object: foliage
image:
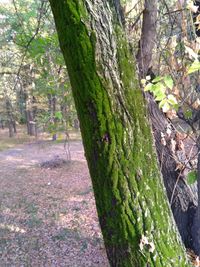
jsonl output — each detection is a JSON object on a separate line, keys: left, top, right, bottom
{"left": 138, "top": 0, "right": 200, "bottom": 192}
{"left": 0, "top": 0, "right": 77, "bottom": 138}
{"left": 143, "top": 75, "right": 177, "bottom": 112}
{"left": 187, "top": 170, "right": 198, "bottom": 185}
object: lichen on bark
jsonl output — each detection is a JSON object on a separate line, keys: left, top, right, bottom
{"left": 49, "top": 0, "right": 191, "bottom": 266}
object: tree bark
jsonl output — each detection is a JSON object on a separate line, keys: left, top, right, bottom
{"left": 8, "top": 120, "right": 14, "bottom": 138}
{"left": 147, "top": 94, "right": 197, "bottom": 249}
{"left": 48, "top": 94, "right": 57, "bottom": 141}
{"left": 192, "top": 138, "right": 200, "bottom": 254}
{"left": 49, "top": 1, "right": 191, "bottom": 266}
{"left": 13, "top": 121, "right": 17, "bottom": 134}
{"left": 136, "top": 0, "right": 157, "bottom": 78}
{"left": 6, "top": 99, "right": 15, "bottom": 138}
{"left": 26, "top": 109, "right": 36, "bottom": 136}
{"left": 136, "top": 0, "right": 197, "bottom": 250}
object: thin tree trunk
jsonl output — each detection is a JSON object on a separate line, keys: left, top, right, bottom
{"left": 136, "top": 0, "right": 157, "bottom": 77}
{"left": 50, "top": 1, "right": 190, "bottom": 265}
{"left": 8, "top": 121, "right": 14, "bottom": 138}
{"left": 13, "top": 120, "right": 17, "bottom": 134}
{"left": 48, "top": 94, "right": 57, "bottom": 141}
{"left": 26, "top": 96, "right": 36, "bottom": 136}
{"left": 26, "top": 110, "right": 35, "bottom": 136}
{"left": 52, "top": 95, "right": 57, "bottom": 141}
{"left": 6, "top": 99, "right": 14, "bottom": 138}
{"left": 1, "top": 120, "right": 4, "bottom": 129}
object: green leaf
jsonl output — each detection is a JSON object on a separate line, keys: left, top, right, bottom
{"left": 159, "top": 98, "right": 167, "bottom": 109}
{"left": 144, "top": 83, "right": 153, "bottom": 92}
{"left": 161, "top": 102, "right": 170, "bottom": 113}
{"left": 152, "top": 76, "right": 163, "bottom": 83}
{"left": 167, "top": 94, "right": 178, "bottom": 105}
{"left": 173, "top": 104, "right": 179, "bottom": 111}
{"left": 164, "top": 76, "right": 173, "bottom": 90}
{"left": 184, "top": 109, "right": 193, "bottom": 119}
{"left": 152, "top": 82, "right": 165, "bottom": 94}
{"left": 55, "top": 111, "right": 63, "bottom": 120}
{"left": 187, "top": 170, "right": 198, "bottom": 184}
{"left": 155, "top": 92, "right": 166, "bottom": 101}
{"left": 188, "top": 61, "right": 200, "bottom": 74}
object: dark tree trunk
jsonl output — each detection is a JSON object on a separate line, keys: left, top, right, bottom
{"left": 192, "top": 139, "right": 200, "bottom": 254}
{"left": 18, "top": 88, "right": 27, "bottom": 123}
{"left": 136, "top": 0, "right": 197, "bottom": 250}
{"left": 0, "top": 120, "right": 4, "bottom": 129}
{"left": 147, "top": 94, "right": 197, "bottom": 248}
{"left": 13, "top": 120, "right": 17, "bottom": 134}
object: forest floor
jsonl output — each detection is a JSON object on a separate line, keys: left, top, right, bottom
{"left": 0, "top": 128, "right": 109, "bottom": 267}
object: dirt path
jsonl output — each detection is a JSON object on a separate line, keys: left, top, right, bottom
{"left": 0, "top": 141, "right": 109, "bottom": 267}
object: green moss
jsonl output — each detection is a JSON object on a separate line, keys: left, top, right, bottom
{"left": 50, "top": 0, "right": 191, "bottom": 266}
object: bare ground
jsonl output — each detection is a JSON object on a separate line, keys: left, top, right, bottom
{"left": 0, "top": 140, "right": 109, "bottom": 267}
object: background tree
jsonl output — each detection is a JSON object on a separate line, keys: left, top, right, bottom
{"left": 137, "top": 0, "right": 200, "bottom": 255}
{"left": 0, "top": 0, "right": 77, "bottom": 139}
{"left": 134, "top": 0, "right": 199, "bottom": 251}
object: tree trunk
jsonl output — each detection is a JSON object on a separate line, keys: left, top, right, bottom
{"left": 136, "top": 0, "right": 157, "bottom": 77}
{"left": 136, "top": 0, "right": 197, "bottom": 250}
{"left": 17, "top": 88, "right": 27, "bottom": 124}
{"left": 147, "top": 94, "right": 197, "bottom": 249}
{"left": 8, "top": 120, "right": 14, "bottom": 138}
{"left": 0, "top": 120, "right": 4, "bottom": 129}
{"left": 48, "top": 94, "right": 57, "bottom": 141}
{"left": 13, "top": 120, "right": 17, "bottom": 134}
{"left": 50, "top": 1, "right": 190, "bottom": 266}
{"left": 52, "top": 95, "right": 57, "bottom": 141}
{"left": 25, "top": 95, "right": 37, "bottom": 137}
{"left": 26, "top": 109, "right": 36, "bottom": 136}
{"left": 6, "top": 99, "right": 14, "bottom": 138}
{"left": 192, "top": 139, "right": 200, "bottom": 254}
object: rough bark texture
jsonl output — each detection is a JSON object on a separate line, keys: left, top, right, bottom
{"left": 49, "top": 1, "right": 191, "bottom": 266}
{"left": 136, "top": 0, "right": 197, "bottom": 249}
{"left": 136, "top": 0, "right": 157, "bottom": 78}
{"left": 147, "top": 94, "right": 197, "bottom": 248}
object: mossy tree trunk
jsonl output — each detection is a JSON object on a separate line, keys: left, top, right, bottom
{"left": 49, "top": 1, "right": 191, "bottom": 266}
{"left": 136, "top": 0, "right": 197, "bottom": 249}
